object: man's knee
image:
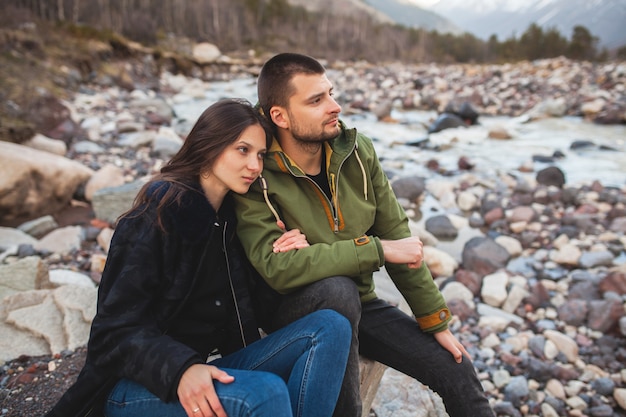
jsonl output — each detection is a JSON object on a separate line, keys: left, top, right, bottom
{"left": 306, "top": 276, "right": 361, "bottom": 325}
{"left": 277, "top": 276, "right": 361, "bottom": 328}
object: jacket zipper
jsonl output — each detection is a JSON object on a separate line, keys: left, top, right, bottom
{"left": 222, "top": 221, "right": 247, "bottom": 347}
{"left": 278, "top": 149, "right": 352, "bottom": 233}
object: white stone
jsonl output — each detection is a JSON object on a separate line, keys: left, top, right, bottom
{"left": 423, "top": 246, "right": 458, "bottom": 278}
{"left": 97, "top": 227, "right": 115, "bottom": 253}
{"left": 192, "top": 42, "right": 221, "bottom": 64}
{"left": 541, "top": 403, "right": 559, "bottom": 417}
{"left": 6, "top": 294, "right": 66, "bottom": 354}
{"left": 549, "top": 243, "right": 581, "bottom": 266}
{"left": 544, "top": 330, "right": 579, "bottom": 363}
{"left": 477, "top": 303, "right": 525, "bottom": 326}
{"left": 566, "top": 396, "right": 588, "bottom": 411}
{"left": 545, "top": 379, "right": 566, "bottom": 399}
{"left": 22, "top": 133, "right": 67, "bottom": 156}
{"left": 457, "top": 191, "right": 479, "bottom": 211}
{"left": 0, "top": 256, "right": 49, "bottom": 301}
{"left": 615, "top": 388, "right": 626, "bottom": 410}
{"left": 49, "top": 270, "right": 95, "bottom": 288}
{"left": 495, "top": 235, "right": 523, "bottom": 257}
{"left": 441, "top": 282, "right": 474, "bottom": 304}
{"left": 481, "top": 332, "right": 501, "bottom": 348}
{"left": 0, "top": 227, "right": 38, "bottom": 250}
{"left": 85, "top": 164, "right": 126, "bottom": 201}
{"left": 35, "top": 226, "right": 83, "bottom": 255}
{"left": 481, "top": 271, "right": 509, "bottom": 307}
{"left": 544, "top": 339, "right": 559, "bottom": 360}
{"left": 502, "top": 284, "right": 529, "bottom": 314}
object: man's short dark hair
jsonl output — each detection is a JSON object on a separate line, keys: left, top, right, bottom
{"left": 257, "top": 53, "right": 326, "bottom": 120}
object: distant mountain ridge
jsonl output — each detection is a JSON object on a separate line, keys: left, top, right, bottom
{"left": 426, "top": 0, "right": 626, "bottom": 48}
{"left": 285, "top": 0, "right": 461, "bottom": 34}
{"left": 286, "top": 0, "right": 626, "bottom": 49}
{"left": 362, "top": 0, "right": 462, "bottom": 34}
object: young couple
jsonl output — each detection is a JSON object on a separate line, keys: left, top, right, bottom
{"left": 45, "top": 53, "right": 494, "bottom": 417}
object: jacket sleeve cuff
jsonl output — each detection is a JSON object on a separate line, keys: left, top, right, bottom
{"left": 415, "top": 308, "right": 451, "bottom": 332}
{"left": 369, "top": 236, "right": 385, "bottom": 266}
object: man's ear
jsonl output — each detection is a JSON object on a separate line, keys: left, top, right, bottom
{"left": 269, "top": 107, "right": 289, "bottom": 129}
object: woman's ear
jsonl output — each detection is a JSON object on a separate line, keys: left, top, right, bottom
{"left": 269, "top": 107, "right": 289, "bottom": 129}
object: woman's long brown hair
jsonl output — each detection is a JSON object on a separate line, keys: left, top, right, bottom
{"left": 121, "top": 98, "right": 271, "bottom": 230}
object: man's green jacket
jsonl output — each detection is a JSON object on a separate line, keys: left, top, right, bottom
{"left": 234, "top": 122, "right": 451, "bottom": 332}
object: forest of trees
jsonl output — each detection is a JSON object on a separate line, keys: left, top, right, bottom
{"left": 4, "top": 0, "right": 625, "bottom": 63}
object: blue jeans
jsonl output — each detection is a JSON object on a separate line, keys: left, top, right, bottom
{"left": 269, "top": 276, "right": 496, "bottom": 417}
{"left": 104, "top": 309, "right": 351, "bottom": 417}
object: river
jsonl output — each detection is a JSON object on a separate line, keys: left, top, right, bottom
{"left": 171, "top": 77, "right": 626, "bottom": 189}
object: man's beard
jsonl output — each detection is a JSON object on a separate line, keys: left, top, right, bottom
{"left": 290, "top": 119, "right": 339, "bottom": 146}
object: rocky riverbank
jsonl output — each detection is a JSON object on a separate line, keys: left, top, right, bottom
{"left": 1, "top": 55, "right": 625, "bottom": 416}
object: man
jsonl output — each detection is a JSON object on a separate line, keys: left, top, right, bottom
{"left": 234, "top": 52, "right": 495, "bottom": 417}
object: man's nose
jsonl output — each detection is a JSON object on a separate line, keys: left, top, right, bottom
{"left": 329, "top": 96, "right": 342, "bottom": 114}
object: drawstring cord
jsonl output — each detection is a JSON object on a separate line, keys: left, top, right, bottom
{"left": 354, "top": 143, "right": 368, "bottom": 200}
{"left": 258, "top": 175, "right": 282, "bottom": 223}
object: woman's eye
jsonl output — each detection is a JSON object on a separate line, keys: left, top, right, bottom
{"left": 258, "top": 152, "right": 266, "bottom": 160}
{"left": 238, "top": 146, "right": 248, "bottom": 154}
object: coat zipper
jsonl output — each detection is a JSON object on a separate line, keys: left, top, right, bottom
{"left": 222, "top": 221, "right": 247, "bottom": 347}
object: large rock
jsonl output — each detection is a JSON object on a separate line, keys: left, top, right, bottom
{"left": 91, "top": 179, "right": 147, "bottom": 225}
{"left": 462, "top": 237, "right": 511, "bottom": 277}
{"left": 0, "top": 292, "right": 51, "bottom": 362}
{"left": 192, "top": 42, "right": 221, "bottom": 64}
{"left": 0, "top": 142, "right": 94, "bottom": 224}
{"left": 0, "top": 256, "right": 51, "bottom": 301}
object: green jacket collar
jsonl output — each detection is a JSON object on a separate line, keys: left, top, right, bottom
{"left": 266, "top": 120, "right": 357, "bottom": 176}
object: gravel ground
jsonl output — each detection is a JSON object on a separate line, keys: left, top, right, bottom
{"left": 0, "top": 348, "right": 86, "bottom": 417}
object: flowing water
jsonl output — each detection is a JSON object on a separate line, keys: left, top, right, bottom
{"left": 171, "top": 78, "right": 626, "bottom": 189}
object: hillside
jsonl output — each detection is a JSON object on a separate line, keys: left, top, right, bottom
{"left": 363, "top": 0, "right": 462, "bottom": 34}
{"left": 0, "top": 13, "right": 250, "bottom": 145}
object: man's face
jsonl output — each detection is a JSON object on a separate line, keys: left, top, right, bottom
{"left": 283, "top": 73, "right": 342, "bottom": 143}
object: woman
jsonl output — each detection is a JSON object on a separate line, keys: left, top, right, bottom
{"left": 44, "top": 98, "right": 351, "bottom": 417}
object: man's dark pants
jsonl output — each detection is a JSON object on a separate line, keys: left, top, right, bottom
{"left": 268, "top": 276, "right": 495, "bottom": 417}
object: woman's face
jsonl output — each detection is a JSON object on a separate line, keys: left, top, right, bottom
{"left": 204, "top": 124, "right": 267, "bottom": 197}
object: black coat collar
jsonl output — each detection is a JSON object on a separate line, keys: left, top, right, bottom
{"left": 149, "top": 180, "right": 238, "bottom": 243}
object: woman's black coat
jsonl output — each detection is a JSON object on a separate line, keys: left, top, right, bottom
{"left": 44, "top": 181, "right": 269, "bottom": 417}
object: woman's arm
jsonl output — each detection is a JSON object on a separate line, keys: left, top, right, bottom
{"left": 88, "top": 214, "right": 203, "bottom": 401}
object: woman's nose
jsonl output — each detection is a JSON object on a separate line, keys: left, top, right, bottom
{"left": 248, "top": 156, "right": 262, "bottom": 172}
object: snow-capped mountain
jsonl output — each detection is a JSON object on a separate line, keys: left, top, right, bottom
{"left": 286, "top": 0, "right": 626, "bottom": 48}
{"left": 418, "top": 0, "right": 626, "bottom": 48}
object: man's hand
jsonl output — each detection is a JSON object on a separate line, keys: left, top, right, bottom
{"left": 177, "top": 364, "right": 235, "bottom": 417}
{"left": 434, "top": 328, "right": 470, "bottom": 364}
{"left": 380, "top": 236, "right": 424, "bottom": 268}
{"left": 273, "top": 220, "right": 310, "bottom": 253}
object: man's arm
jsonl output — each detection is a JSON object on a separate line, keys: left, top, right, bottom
{"left": 235, "top": 190, "right": 384, "bottom": 293}
{"left": 356, "top": 136, "right": 451, "bottom": 332}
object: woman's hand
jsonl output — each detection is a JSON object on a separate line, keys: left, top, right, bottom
{"left": 177, "top": 364, "right": 235, "bottom": 417}
{"left": 272, "top": 220, "right": 310, "bottom": 253}
{"left": 434, "top": 328, "right": 470, "bottom": 364}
